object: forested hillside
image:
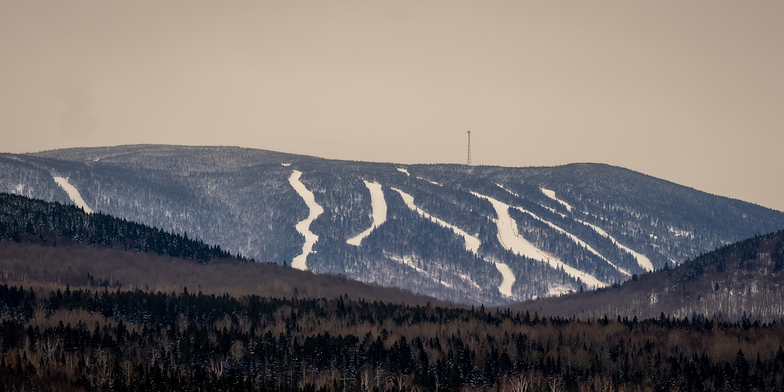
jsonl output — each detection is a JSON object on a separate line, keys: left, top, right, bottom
{"left": 1, "top": 284, "right": 783, "bottom": 391}
{"left": 2, "top": 145, "right": 782, "bottom": 304}
{"left": 0, "top": 192, "right": 232, "bottom": 263}
{"left": 513, "top": 230, "right": 784, "bottom": 322}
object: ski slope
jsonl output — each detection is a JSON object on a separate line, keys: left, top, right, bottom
{"left": 541, "top": 188, "right": 573, "bottom": 212}
{"left": 288, "top": 170, "right": 324, "bottom": 271}
{"left": 347, "top": 180, "right": 387, "bottom": 246}
{"left": 580, "top": 220, "right": 654, "bottom": 272}
{"left": 53, "top": 176, "right": 94, "bottom": 214}
{"left": 392, "top": 188, "right": 480, "bottom": 253}
{"left": 472, "top": 191, "right": 606, "bottom": 288}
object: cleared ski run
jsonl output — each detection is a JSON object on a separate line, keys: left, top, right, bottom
{"left": 288, "top": 170, "right": 324, "bottom": 271}
{"left": 472, "top": 191, "right": 606, "bottom": 288}
{"left": 347, "top": 180, "right": 387, "bottom": 246}
{"left": 53, "top": 176, "right": 94, "bottom": 214}
{"left": 392, "top": 188, "right": 515, "bottom": 297}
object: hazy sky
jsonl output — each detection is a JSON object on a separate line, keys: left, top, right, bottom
{"left": 1, "top": 1, "right": 782, "bottom": 212}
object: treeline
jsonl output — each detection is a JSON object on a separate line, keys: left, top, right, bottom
{"left": 2, "top": 284, "right": 784, "bottom": 391}
{"left": 0, "top": 193, "right": 234, "bottom": 263}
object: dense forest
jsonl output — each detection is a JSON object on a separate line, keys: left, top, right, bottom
{"left": 1, "top": 283, "right": 784, "bottom": 391}
{"left": 0, "top": 192, "right": 233, "bottom": 263}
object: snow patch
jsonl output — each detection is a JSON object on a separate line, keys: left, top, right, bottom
{"left": 288, "top": 170, "right": 324, "bottom": 271}
{"left": 281, "top": 163, "right": 291, "bottom": 167}
{"left": 347, "top": 180, "right": 387, "bottom": 246}
{"left": 668, "top": 227, "right": 692, "bottom": 238}
{"left": 14, "top": 184, "right": 24, "bottom": 194}
{"left": 392, "top": 188, "right": 480, "bottom": 253}
{"left": 397, "top": 167, "right": 409, "bottom": 176}
{"left": 472, "top": 191, "right": 606, "bottom": 288}
{"left": 541, "top": 188, "right": 573, "bottom": 212}
{"left": 53, "top": 176, "right": 94, "bottom": 214}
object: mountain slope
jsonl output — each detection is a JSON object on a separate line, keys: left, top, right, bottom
{"left": 1, "top": 144, "right": 782, "bottom": 305}
{"left": 512, "top": 230, "right": 784, "bottom": 322}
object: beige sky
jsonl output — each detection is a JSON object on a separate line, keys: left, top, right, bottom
{"left": 1, "top": 0, "right": 782, "bottom": 212}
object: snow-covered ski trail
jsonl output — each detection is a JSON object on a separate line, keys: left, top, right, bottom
{"left": 347, "top": 180, "right": 387, "bottom": 246}
{"left": 579, "top": 220, "right": 654, "bottom": 272}
{"left": 53, "top": 176, "right": 94, "bottom": 214}
{"left": 541, "top": 188, "right": 573, "bottom": 212}
{"left": 471, "top": 191, "right": 606, "bottom": 288}
{"left": 288, "top": 170, "right": 324, "bottom": 271}
{"left": 392, "top": 188, "right": 515, "bottom": 297}
{"left": 392, "top": 188, "right": 480, "bottom": 253}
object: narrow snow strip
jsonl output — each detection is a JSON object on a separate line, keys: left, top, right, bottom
{"left": 53, "top": 176, "right": 94, "bottom": 214}
{"left": 541, "top": 188, "right": 573, "bottom": 212}
{"left": 497, "top": 183, "right": 568, "bottom": 218}
{"left": 416, "top": 177, "right": 442, "bottom": 186}
{"left": 397, "top": 167, "right": 409, "bottom": 176}
{"left": 281, "top": 163, "right": 291, "bottom": 167}
{"left": 471, "top": 191, "right": 606, "bottom": 288}
{"left": 347, "top": 180, "right": 387, "bottom": 246}
{"left": 288, "top": 170, "right": 324, "bottom": 271}
{"left": 579, "top": 220, "right": 654, "bottom": 272}
{"left": 509, "top": 206, "right": 631, "bottom": 276}
{"left": 392, "top": 188, "right": 480, "bottom": 253}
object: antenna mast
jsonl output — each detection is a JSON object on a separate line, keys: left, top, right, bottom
{"left": 466, "top": 131, "right": 472, "bottom": 166}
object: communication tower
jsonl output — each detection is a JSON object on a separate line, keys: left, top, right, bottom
{"left": 467, "top": 131, "right": 472, "bottom": 166}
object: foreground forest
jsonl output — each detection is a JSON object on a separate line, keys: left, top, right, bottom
{"left": 1, "top": 283, "right": 784, "bottom": 392}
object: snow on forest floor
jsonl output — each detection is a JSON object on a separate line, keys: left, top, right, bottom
{"left": 472, "top": 191, "right": 606, "bottom": 288}
{"left": 347, "top": 180, "right": 387, "bottom": 246}
{"left": 397, "top": 167, "right": 409, "bottom": 176}
{"left": 288, "top": 170, "right": 324, "bottom": 271}
{"left": 53, "top": 176, "right": 94, "bottom": 214}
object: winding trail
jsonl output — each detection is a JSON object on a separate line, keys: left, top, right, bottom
{"left": 472, "top": 191, "right": 606, "bottom": 288}
{"left": 288, "top": 170, "right": 324, "bottom": 271}
{"left": 347, "top": 180, "right": 387, "bottom": 246}
{"left": 53, "top": 176, "right": 94, "bottom": 214}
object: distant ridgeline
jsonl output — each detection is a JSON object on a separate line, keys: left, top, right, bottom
{"left": 0, "top": 193, "right": 233, "bottom": 263}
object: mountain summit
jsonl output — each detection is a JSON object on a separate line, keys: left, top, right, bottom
{"left": 1, "top": 145, "right": 782, "bottom": 305}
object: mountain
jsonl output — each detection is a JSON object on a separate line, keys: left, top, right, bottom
{"left": 1, "top": 144, "right": 782, "bottom": 305}
{"left": 512, "top": 230, "right": 784, "bottom": 322}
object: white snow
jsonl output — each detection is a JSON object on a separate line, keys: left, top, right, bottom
{"left": 347, "top": 180, "right": 387, "bottom": 246}
{"left": 397, "top": 167, "right": 410, "bottom": 176}
{"left": 392, "top": 188, "right": 481, "bottom": 253}
{"left": 471, "top": 191, "right": 606, "bottom": 288}
{"left": 417, "top": 177, "right": 442, "bottom": 186}
{"left": 579, "top": 220, "right": 654, "bottom": 272}
{"left": 14, "top": 184, "right": 24, "bottom": 194}
{"left": 493, "top": 260, "right": 516, "bottom": 297}
{"left": 508, "top": 205, "right": 630, "bottom": 276}
{"left": 281, "top": 163, "right": 291, "bottom": 167}
{"left": 53, "top": 176, "right": 94, "bottom": 214}
{"left": 541, "top": 188, "right": 573, "bottom": 212}
{"left": 288, "top": 170, "right": 324, "bottom": 271}
{"left": 668, "top": 227, "right": 692, "bottom": 238}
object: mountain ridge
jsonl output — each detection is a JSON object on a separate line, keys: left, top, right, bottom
{"left": 2, "top": 144, "right": 782, "bottom": 305}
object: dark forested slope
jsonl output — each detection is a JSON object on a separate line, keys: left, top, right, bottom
{"left": 512, "top": 230, "right": 784, "bottom": 322}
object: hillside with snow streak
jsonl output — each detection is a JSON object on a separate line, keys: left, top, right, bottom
{"left": 1, "top": 145, "right": 782, "bottom": 305}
